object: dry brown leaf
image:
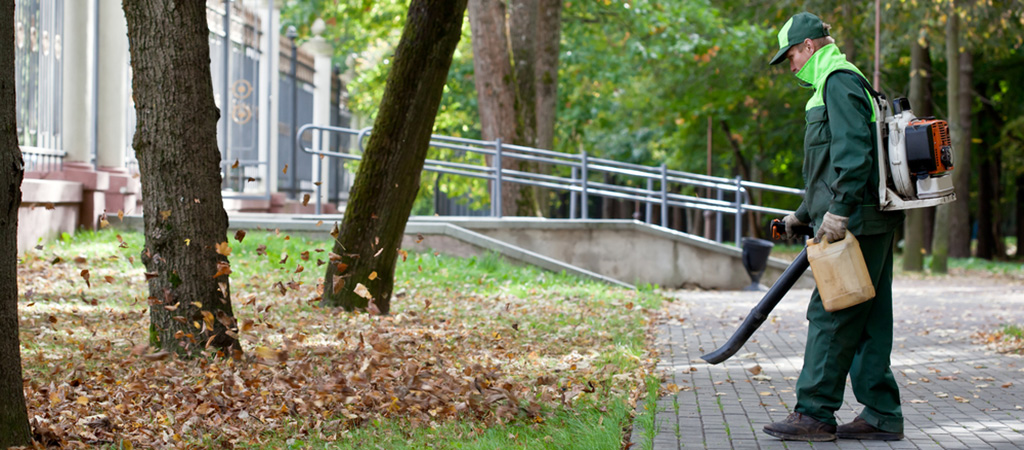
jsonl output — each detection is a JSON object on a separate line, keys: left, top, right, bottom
{"left": 142, "top": 351, "right": 171, "bottom": 362}
{"left": 212, "top": 261, "right": 232, "bottom": 278}
{"left": 354, "top": 283, "right": 372, "bottom": 300}
{"left": 235, "top": 230, "right": 247, "bottom": 242}
{"left": 215, "top": 241, "right": 232, "bottom": 256}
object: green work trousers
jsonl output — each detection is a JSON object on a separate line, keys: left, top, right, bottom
{"left": 794, "top": 230, "right": 903, "bottom": 433}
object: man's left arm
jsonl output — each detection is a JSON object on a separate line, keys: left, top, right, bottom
{"left": 824, "top": 73, "right": 875, "bottom": 218}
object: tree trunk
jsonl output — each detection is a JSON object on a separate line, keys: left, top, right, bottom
{"left": 948, "top": 50, "right": 973, "bottom": 258}
{"left": 0, "top": 1, "right": 32, "bottom": 444}
{"left": 532, "top": 0, "right": 561, "bottom": 217}
{"left": 903, "top": 36, "right": 933, "bottom": 271}
{"left": 510, "top": 0, "right": 537, "bottom": 149}
{"left": 508, "top": 0, "right": 542, "bottom": 216}
{"left": 932, "top": 9, "right": 959, "bottom": 273}
{"left": 975, "top": 149, "right": 1001, "bottom": 260}
{"left": 535, "top": 0, "right": 561, "bottom": 153}
{"left": 975, "top": 98, "right": 1005, "bottom": 261}
{"left": 322, "top": 0, "right": 467, "bottom": 313}
{"left": 124, "top": 0, "right": 239, "bottom": 356}
{"left": 1017, "top": 174, "right": 1024, "bottom": 259}
{"left": 468, "top": 0, "right": 523, "bottom": 217}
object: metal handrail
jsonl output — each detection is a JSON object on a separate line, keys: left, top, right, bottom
{"left": 296, "top": 124, "right": 804, "bottom": 244}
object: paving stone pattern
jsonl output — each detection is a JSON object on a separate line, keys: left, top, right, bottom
{"left": 635, "top": 278, "right": 1024, "bottom": 450}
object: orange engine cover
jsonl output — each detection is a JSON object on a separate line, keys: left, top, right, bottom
{"left": 905, "top": 119, "right": 953, "bottom": 176}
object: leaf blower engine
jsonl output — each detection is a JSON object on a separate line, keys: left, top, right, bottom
{"left": 875, "top": 97, "right": 956, "bottom": 210}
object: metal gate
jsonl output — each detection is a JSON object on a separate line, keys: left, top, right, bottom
{"left": 209, "top": 0, "right": 265, "bottom": 197}
{"left": 15, "top": 0, "right": 65, "bottom": 172}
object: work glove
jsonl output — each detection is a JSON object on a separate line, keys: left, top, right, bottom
{"left": 815, "top": 212, "right": 849, "bottom": 243}
{"left": 782, "top": 213, "right": 807, "bottom": 240}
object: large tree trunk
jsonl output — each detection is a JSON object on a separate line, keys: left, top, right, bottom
{"left": 535, "top": 0, "right": 561, "bottom": 153}
{"left": 975, "top": 98, "right": 1005, "bottom": 260}
{"left": 0, "top": 1, "right": 32, "bottom": 445}
{"left": 470, "top": 0, "right": 558, "bottom": 217}
{"left": 508, "top": 0, "right": 542, "bottom": 216}
{"left": 903, "top": 37, "right": 933, "bottom": 271}
{"left": 932, "top": 8, "right": 959, "bottom": 273}
{"left": 468, "top": 0, "right": 523, "bottom": 217}
{"left": 948, "top": 50, "right": 973, "bottom": 258}
{"left": 510, "top": 0, "right": 537, "bottom": 149}
{"left": 322, "top": 0, "right": 467, "bottom": 313}
{"left": 124, "top": 0, "right": 239, "bottom": 356}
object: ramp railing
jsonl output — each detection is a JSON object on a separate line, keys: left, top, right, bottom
{"left": 296, "top": 124, "right": 803, "bottom": 245}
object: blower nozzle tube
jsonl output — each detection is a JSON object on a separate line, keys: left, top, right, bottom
{"left": 700, "top": 248, "right": 810, "bottom": 364}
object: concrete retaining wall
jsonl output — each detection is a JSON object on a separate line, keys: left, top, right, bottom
{"left": 406, "top": 217, "right": 815, "bottom": 290}
{"left": 18, "top": 179, "right": 83, "bottom": 254}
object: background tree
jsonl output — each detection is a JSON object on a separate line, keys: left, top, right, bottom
{"left": 903, "top": 35, "right": 934, "bottom": 272}
{"left": 536, "top": 0, "right": 562, "bottom": 154}
{"left": 1, "top": 0, "right": 32, "bottom": 445}
{"left": 467, "top": 0, "right": 526, "bottom": 216}
{"left": 124, "top": 0, "right": 239, "bottom": 356}
{"left": 321, "top": 0, "right": 469, "bottom": 313}
{"left": 931, "top": 6, "right": 959, "bottom": 274}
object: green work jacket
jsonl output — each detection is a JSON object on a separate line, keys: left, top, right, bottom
{"left": 792, "top": 44, "right": 903, "bottom": 236}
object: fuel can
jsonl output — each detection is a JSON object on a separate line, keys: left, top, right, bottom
{"left": 806, "top": 231, "right": 875, "bottom": 312}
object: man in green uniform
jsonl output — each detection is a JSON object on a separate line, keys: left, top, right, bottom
{"left": 762, "top": 12, "right": 905, "bottom": 442}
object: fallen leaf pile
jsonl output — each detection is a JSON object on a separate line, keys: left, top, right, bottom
{"left": 973, "top": 329, "right": 1024, "bottom": 354}
{"left": 15, "top": 232, "right": 658, "bottom": 449}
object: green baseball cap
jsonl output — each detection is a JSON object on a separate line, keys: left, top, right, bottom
{"left": 769, "top": 12, "right": 829, "bottom": 65}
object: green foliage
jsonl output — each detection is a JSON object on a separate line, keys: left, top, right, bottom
{"left": 281, "top": 0, "right": 1024, "bottom": 224}
{"left": 1003, "top": 323, "right": 1024, "bottom": 339}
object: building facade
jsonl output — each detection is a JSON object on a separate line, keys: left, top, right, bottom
{"left": 14, "top": 0, "right": 354, "bottom": 252}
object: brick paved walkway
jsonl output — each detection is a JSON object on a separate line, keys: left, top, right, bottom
{"left": 635, "top": 277, "right": 1024, "bottom": 449}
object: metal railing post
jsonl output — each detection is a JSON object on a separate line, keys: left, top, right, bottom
{"left": 570, "top": 166, "right": 579, "bottom": 219}
{"left": 286, "top": 26, "right": 299, "bottom": 199}
{"left": 315, "top": 129, "right": 323, "bottom": 215}
{"left": 645, "top": 177, "right": 653, "bottom": 224}
{"left": 493, "top": 138, "right": 503, "bottom": 218}
{"left": 222, "top": 0, "right": 232, "bottom": 171}
{"left": 660, "top": 163, "right": 668, "bottom": 227}
{"left": 734, "top": 176, "right": 743, "bottom": 245}
{"left": 716, "top": 188, "right": 724, "bottom": 243}
{"left": 580, "top": 151, "right": 589, "bottom": 220}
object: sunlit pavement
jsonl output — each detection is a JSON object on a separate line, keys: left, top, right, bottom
{"left": 636, "top": 278, "right": 1024, "bottom": 449}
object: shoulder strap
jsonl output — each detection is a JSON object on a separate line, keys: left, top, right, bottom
{"left": 822, "top": 69, "right": 884, "bottom": 108}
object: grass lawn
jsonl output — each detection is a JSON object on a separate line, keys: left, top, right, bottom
{"left": 16, "top": 229, "right": 665, "bottom": 449}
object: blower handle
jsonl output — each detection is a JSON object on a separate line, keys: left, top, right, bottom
{"left": 770, "top": 218, "right": 814, "bottom": 241}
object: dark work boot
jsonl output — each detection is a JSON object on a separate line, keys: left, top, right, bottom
{"left": 763, "top": 412, "right": 837, "bottom": 441}
{"left": 837, "top": 417, "right": 904, "bottom": 440}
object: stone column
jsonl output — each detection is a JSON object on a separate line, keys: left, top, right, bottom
{"left": 96, "top": 0, "right": 129, "bottom": 169}
{"left": 303, "top": 18, "right": 334, "bottom": 208}
{"left": 95, "top": 0, "right": 137, "bottom": 218}
{"left": 51, "top": 0, "right": 108, "bottom": 229}
{"left": 61, "top": 0, "right": 91, "bottom": 165}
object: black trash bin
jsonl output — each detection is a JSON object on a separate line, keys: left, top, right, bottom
{"left": 741, "top": 237, "right": 774, "bottom": 291}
